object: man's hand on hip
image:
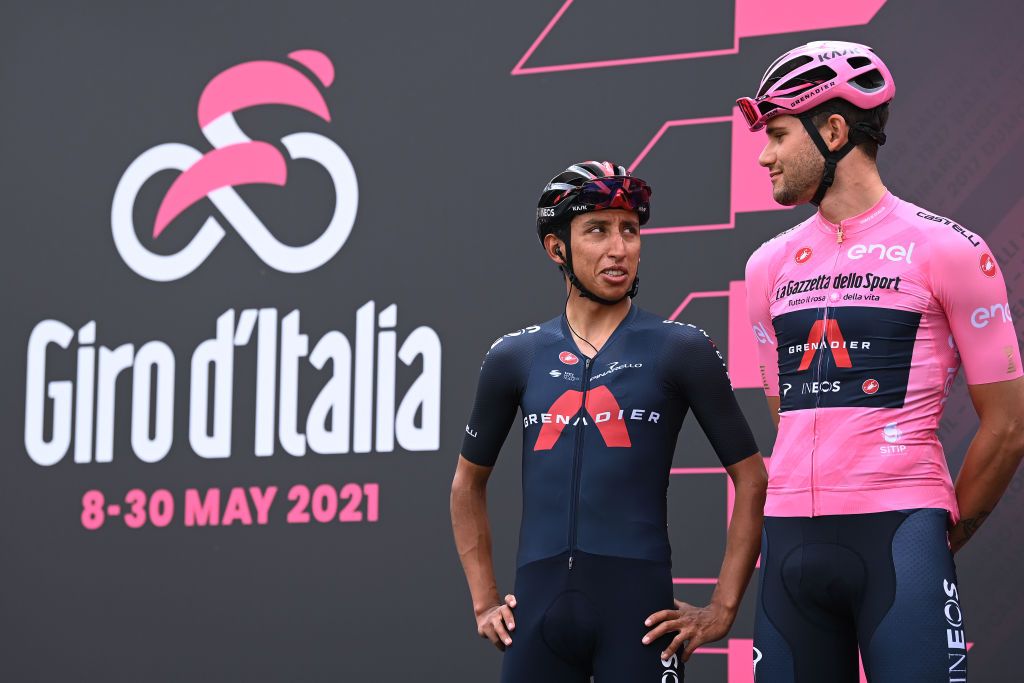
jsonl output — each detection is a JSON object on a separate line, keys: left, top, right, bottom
{"left": 642, "top": 599, "right": 736, "bottom": 661}
{"left": 476, "top": 594, "right": 517, "bottom": 651}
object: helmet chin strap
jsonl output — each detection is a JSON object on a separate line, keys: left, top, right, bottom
{"left": 799, "top": 115, "right": 887, "bottom": 207}
{"left": 558, "top": 236, "right": 639, "bottom": 306}
{"left": 798, "top": 114, "right": 857, "bottom": 207}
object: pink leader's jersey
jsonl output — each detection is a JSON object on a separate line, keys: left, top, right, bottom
{"left": 746, "top": 191, "right": 1022, "bottom": 521}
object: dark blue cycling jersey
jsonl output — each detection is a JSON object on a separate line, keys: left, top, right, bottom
{"left": 461, "top": 305, "right": 759, "bottom": 567}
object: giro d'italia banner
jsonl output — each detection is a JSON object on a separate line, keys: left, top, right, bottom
{"left": 3, "top": 1, "right": 1023, "bottom": 681}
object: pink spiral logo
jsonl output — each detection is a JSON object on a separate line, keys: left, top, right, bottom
{"left": 112, "top": 50, "right": 358, "bottom": 281}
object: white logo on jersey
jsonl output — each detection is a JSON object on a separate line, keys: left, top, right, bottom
{"left": 883, "top": 422, "right": 902, "bottom": 443}
{"left": 659, "top": 652, "right": 679, "bottom": 682}
{"left": 846, "top": 242, "right": 915, "bottom": 263}
{"left": 490, "top": 325, "right": 541, "bottom": 349}
{"left": 802, "top": 381, "right": 840, "bottom": 394}
{"left": 944, "top": 579, "right": 968, "bottom": 677}
{"left": 752, "top": 321, "right": 774, "bottom": 345}
{"left": 880, "top": 421, "right": 906, "bottom": 455}
{"left": 970, "top": 302, "right": 1012, "bottom": 328}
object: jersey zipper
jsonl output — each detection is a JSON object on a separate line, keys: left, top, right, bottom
{"left": 568, "top": 356, "right": 592, "bottom": 570}
{"left": 811, "top": 238, "right": 846, "bottom": 515}
{"left": 811, "top": 308, "right": 827, "bottom": 516}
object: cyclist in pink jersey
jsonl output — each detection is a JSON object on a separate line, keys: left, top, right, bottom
{"left": 737, "top": 41, "right": 1024, "bottom": 681}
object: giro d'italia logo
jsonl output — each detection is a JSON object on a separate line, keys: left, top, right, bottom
{"left": 112, "top": 49, "right": 358, "bottom": 282}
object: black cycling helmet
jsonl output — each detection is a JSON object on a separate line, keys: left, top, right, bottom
{"left": 536, "top": 161, "right": 652, "bottom": 305}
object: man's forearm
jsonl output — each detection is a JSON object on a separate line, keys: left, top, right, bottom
{"left": 711, "top": 466, "right": 767, "bottom": 614}
{"left": 451, "top": 479, "right": 501, "bottom": 614}
{"left": 950, "top": 421, "right": 1024, "bottom": 552}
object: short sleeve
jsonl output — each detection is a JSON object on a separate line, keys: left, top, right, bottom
{"left": 665, "top": 326, "right": 760, "bottom": 467}
{"left": 746, "top": 246, "right": 780, "bottom": 396}
{"left": 929, "top": 234, "right": 1023, "bottom": 385}
{"left": 460, "top": 340, "right": 527, "bottom": 466}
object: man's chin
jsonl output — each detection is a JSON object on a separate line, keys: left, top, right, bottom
{"left": 578, "top": 278, "right": 631, "bottom": 302}
{"left": 773, "top": 187, "right": 809, "bottom": 207}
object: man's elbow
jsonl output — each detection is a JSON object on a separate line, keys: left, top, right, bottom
{"left": 451, "top": 459, "right": 488, "bottom": 499}
{"left": 986, "top": 415, "right": 1024, "bottom": 458}
{"left": 748, "top": 468, "right": 769, "bottom": 506}
{"left": 450, "top": 469, "right": 476, "bottom": 525}
{"left": 451, "top": 468, "right": 472, "bottom": 503}
{"left": 733, "top": 454, "right": 769, "bottom": 495}
{"left": 1010, "top": 420, "right": 1024, "bottom": 459}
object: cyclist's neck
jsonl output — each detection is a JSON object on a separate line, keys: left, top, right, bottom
{"left": 817, "top": 159, "right": 887, "bottom": 225}
{"left": 564, "top": 293, "right": 632, "bottom": 356}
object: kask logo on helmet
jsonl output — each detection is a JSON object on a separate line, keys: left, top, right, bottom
{"left": 817, "top": 46, "right": 866, "bottom": 62}
{"left": 112, "top": 50, "right": 357, "bottom": 282}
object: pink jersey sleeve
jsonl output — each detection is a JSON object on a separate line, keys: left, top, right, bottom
{"left": 746, "top": 244, "right": 780, "bottom": 396}
{"left": 929, "top": 234, "right": 1023, "bottom": 385}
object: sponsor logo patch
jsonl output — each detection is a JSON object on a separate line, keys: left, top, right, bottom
{"left": 846, "top": 242, "right": 915, "bottom": 263}
{"left": 980, "top": 253, "right": 997, "bottom": 278}
{"left": 559, "top": 351, "right": 580, "bottom": 365}
{"left": 970, "top": 302, "right": 1012, "bottom": 329}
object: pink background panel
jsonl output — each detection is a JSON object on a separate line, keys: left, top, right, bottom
{"left": 512, "top": 0, "right": 887, "bottom": 75}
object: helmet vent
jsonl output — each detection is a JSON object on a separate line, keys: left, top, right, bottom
{"left": 758, "top": 55, "right": 813, "bottom": 97}
{"left": 778, "top": 65, "right": 837, "bottom": 96}
{"left": 847, "top": 56, "right": 872, "bottom": 69}
{"left": 851, "top": 68, "right": 886, "bottom": 92}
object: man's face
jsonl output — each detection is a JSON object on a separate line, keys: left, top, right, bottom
{"left": 564, "top": 209, "right": 640, "bottom": 300}
{"left": 758, "top": 115, "right": 824, "bottom": 206}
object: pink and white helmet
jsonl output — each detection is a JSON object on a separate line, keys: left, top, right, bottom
{"left": 736, "top": 41, "right": 895, "bottom": 131}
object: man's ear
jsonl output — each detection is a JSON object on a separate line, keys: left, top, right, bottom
{"left": 544, "top": 233, "right": 566, "bottom": 265}
{"left": 825, "top": 113, "right": 849, "bottom": 151}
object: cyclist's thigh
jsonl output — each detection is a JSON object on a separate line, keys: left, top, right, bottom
{"left": 588, "top": 553, "right": 682, "bottom": 682}
{"left": 754, "top": 520, "right": 859, "bottom": 683}
{"left": 501, "top": 554, "right": 590, "bottom": 683}
{"left": 859, "top": 508, "right": 968, "bottom": 683}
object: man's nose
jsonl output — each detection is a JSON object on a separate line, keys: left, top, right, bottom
{"left": 758, "top": 141, "right": 774, "bottom": 168}
{"left": 606, "top": 230, "right": 627, "bottom": 257}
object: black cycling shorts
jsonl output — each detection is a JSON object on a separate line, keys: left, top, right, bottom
{"left": 754, "top": 508, "right": 967, "bottom": 682}
{"left": 501, "top": 551, "right": 683, "bottom": 682}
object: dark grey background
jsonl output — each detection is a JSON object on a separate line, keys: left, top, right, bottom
{"left": 2, "top": 1, "right": 1023, "bottom": 680}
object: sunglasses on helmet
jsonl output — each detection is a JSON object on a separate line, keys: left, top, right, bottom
{"left": 736, "top": 96, "right": 784, "bottom": 131}
{"left": 564, "top": 176, "right": 651, "bottom": 213}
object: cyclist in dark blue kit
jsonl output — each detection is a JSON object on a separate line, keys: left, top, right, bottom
{"left": 450, "top": 161, "right": 769, "bottom": 682}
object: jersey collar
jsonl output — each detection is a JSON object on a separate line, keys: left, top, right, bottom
{"left": 560, "top": 303, "right": 638, "bottom": 361}
{"left": 814, "top": 191, "right": 899, "bottom": 238}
